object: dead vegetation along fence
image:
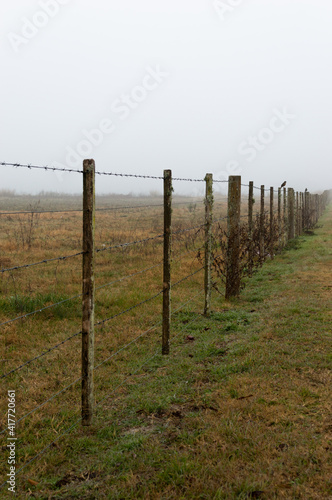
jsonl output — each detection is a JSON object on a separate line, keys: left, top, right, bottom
{"left": 0, "top": 160, "right": 330, "bottom": 489}
{"left": 210, "top": 178, "right": 331, "bottom": 300}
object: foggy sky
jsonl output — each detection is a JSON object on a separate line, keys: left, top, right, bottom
{"left": 1, "top": 0, "right": 332, "bottom": 196}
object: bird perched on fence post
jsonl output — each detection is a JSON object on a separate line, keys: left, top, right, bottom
{"left": 281, "top": 181, "right": 287, "bottom": 188}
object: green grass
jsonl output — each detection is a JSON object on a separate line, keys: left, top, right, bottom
{"left": 1, "top": 205, "right": 331, "bottom": 499}
{"left": 0, "top": 293, "right": 81, "bottom": 319}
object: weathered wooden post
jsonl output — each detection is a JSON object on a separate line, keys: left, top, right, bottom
{"left": 204, "top": 174, "right": 213, "bottom": 316}
{"left": 278, "top": 187, "right": 282, "bottom": 250}
{"left": 82, "top": 159, "right": 95, "bottom": 426}
{"left": 225, "top": 176, "right": 241, "bottom": 299}
{"left": 304, "top": 191, "right": 308, "bottom": 230}
{"left": 269, "top": 187, "right": 274, "bottom": 259}
{"left": 304, "top": 189, "right": 309, "bottom": 230}
{"left": 299, "top": 192, "right": 303, "bottom": 236}
{"left": 288, "top": 188, "right": 295, "bottom": 240}
{"left": 310, "top": 194, "right": 314, "bottom": 228}
{"left": 259, "top": 185, "right": 265, "bottom": 262}
{"left": 248, "top": 181, "right": 254, "bottom": 275}
{"left": 295, "top": 191, "right": 299, "bottom": 237}
{"left": 283, "top": 187, "right": 288, "bottom": 244}
{"left": 302, "top": 191, "right": 306, "bottom": 232}
{"left": 315, "top": 194, "right": 319, "bottom": 224}
{"left": 162, "top": 169, "right": 172, "bottom": 355}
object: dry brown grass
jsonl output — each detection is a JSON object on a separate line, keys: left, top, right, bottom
{"left": 0, "top": 194, "right": 216, "bottom": 468}
{"left": 0, "top": 193, "right": 330, "bottom": 499}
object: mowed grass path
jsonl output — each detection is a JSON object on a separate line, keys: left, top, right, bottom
{"left": 7, "top": 205, "right": 332, "bottom": 499}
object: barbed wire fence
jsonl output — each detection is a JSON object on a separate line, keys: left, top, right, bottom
{"left": 0, "top": 160, "right": 331, "bottom": 491}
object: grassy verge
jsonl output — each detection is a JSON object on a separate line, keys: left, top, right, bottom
{"left": 3, "top": 206, "right": 332, "bottom": 499}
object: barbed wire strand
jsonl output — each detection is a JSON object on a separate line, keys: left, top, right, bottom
{"left": 95, "top": 290, "right": 163, "bottom": 328}
{"left": 0, "top": 204, "right": 161, "bottom": 216}
{"left": 251, "top": 184, "right": 280, "bottom": 194}
{"left": 94, "top": 322, "right": 162, "bottom": 372}
{"left": 0, "top": 330, "right": 82, "bottom": 380}
{"left": 0, "top": 376, "right": 82, "bottom": 437}
{"left": 0, "top": 162, "right": 83, "bottom": 174}
{"left": 0, "top": 209, "right": 83, "bottom": 215}
{"left": 172, "top": 289, "right": 202, "bottom": 315}
{"left": 171, "top": 243, "right": 205, "bottom": 265}
{"left": 172, "top": 266, "right": 204, "bottom": 288}
{"left": 1, "top": 251, "right": 84, "bottom": 274}
{"left": 172, "top": 216, "right": 228, "bottom": 237}
{"left": 96, "top": 171, "right": 225, "bottom": 183}
{"left": 95, "top": 313, "right": 202, "bottom": 410}
{"left": 98, "top": 218, "right": 223, "bottom": 251}
{"left": 96, "top": 170, "right": 164, "bottom": 180}
{"left": 95, "top": 287, "right": 202, "bottom": 373}
{"left": 0, "top": 293, "right": 83, "bottom": 328}
{"left": 96, "top": 311, "right": 201, "bottom": 411}
{"left": 96, "top": 264, "right": 205, "bottom": 329}
{"left": 97, "top": 203, "right": 164, "bottom": 211}
{"left": 95, "top": 261, "right": 163, "bottom": 292}
{"left": 0, "top": 200, "right": 214, "bottom": 217}
{"left": 172, "top": 225, "right": 204, "bottom": 237}
{"left": 96, "top": 233, "right": 164, "bottom": 253}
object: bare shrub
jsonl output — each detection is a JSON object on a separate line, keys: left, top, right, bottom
{"left": 16, "top": 202, "right": 41, "bottom": 250}
{"left": 197, "top": 215, "right": 281, "bottom": 294}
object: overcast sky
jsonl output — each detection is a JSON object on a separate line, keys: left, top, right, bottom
{"left": 1, "top": 0, "right": 332, "bottom": 196}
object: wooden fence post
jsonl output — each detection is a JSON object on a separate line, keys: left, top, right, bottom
{"left": 312, "top": 195, "right": 315, "bottom": 224}
{"left": 308, "top": 193, "right": 311, "bottom": 228}
{"left": 283, "top": 187, "right": 288, "bottom": 244}
{"left": 310, "top": 194, "right": 314, "bottom": 228}
{"left": 318, "top": 194, "right": 322, "bottom": 218}
{"left": 82, "top": 159, "right": 95, "bottom": 426}
{"left": 315, "top": 194, "right": 319, "bottom": 224}
{"left": 295, "top": 191, "right": 299, "bottom": 237}
{"left": 259, "top": 185, "right": 265, "bottom": 262}
{"left": 299, "top": 192, "right": 303, "bottom": 236}
{"left": 225, "top": 176, "right": 241, "bottom": 299}
{"left": 288, "top": 188, "right": 295, "bottom": 240}
{"left": 309, "top": 193, "right": 312, "bottom": 228}
{"left": 304, "top": 189, "right": 309, "bottom": 230}
{"left": 162, "top": 170, "right": 172, "bottom": 355}
{"left": 269, "top": 187, "right": 274, "bottom": 259}
{"left": 278, "top": 187, "right": 282, "bottom": 250}
{"left": 248, "top": 181, "right": 254, "bottom": 275}
{"left": 204, "top": 174, "right": 213, "bottom": 316}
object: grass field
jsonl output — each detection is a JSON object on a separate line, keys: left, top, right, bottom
{"left": 0, "top": 193, "right": 331, "bottom": 499}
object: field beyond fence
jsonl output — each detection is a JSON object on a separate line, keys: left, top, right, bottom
{"left": 0, "top": 161, "right": 331, "bottom": 498}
